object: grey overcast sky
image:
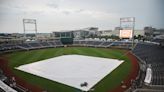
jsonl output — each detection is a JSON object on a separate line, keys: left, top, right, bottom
{"left": 0, "top": 0, "right": 163, "bottom": 33}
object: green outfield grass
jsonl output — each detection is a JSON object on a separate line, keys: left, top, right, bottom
{"left": 7, "top": 47, "right": 132, "bottom": 92}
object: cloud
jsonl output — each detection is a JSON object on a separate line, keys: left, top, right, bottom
{"left": 47, "top": 2, "right": 59, "bottom": 9}
{"left": 75, "top": 9, "right": 85, "bottom": 13}
{"left": 0, "top": 0, "right": 163, "bottom": 33}
{"left": 62, "top": 10, "right": 71, "bottom": 15}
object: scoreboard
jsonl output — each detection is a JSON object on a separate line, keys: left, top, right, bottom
{"left": 119, "top": 30, "right": 133, "bottom": 39}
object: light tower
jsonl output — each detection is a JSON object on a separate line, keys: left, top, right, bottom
{"left": 23, "top": 19, "right": 37, "bottom": 39}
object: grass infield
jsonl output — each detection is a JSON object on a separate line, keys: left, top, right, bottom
{"left": 7, "top": 47, "right": 132, "bottom": 92}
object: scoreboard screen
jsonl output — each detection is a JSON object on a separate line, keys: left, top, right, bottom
{"left": 119, "top": 30, "right": 133, "bottom": 39}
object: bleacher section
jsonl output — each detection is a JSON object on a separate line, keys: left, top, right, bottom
{"left": 0, "top": 44, "right": 20, "bottom": 52}
{"left": 0, "top": 40, "right": 64, "bottom": 54}
{"left": 132, "top": 42, "right": 164, "bottom": 92}
{"left": 73, "top": 39, "right": 132, "bottom": 48}
{"left": 54, "top": 40, "right": 63, "bottom": 47}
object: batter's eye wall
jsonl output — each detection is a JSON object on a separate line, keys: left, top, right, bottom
{"left": 61, "top": 38, "right": 73, "bottom": 44}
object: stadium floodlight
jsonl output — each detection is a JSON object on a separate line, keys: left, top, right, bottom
{"left": 23, "top": 19, "right": 36, "bottom": 23}
{"left": 23, "top": 19, "right": 37, "bottom": 39}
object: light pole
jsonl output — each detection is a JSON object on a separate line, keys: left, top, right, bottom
{"left": 23, "top": 19, "right": 37, "bottom": 40}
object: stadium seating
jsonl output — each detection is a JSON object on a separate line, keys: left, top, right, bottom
{"left": 0, "top": 39, "right": 133, "bottom": 54}
{"left": 0, "top": 44, "right": 20, "bottom": 53}
{"left": 72, "top": 39, "right": 132, "bottom": 49}
{"left": 28, "top": 42, "right": 42, "bottom": 48}
{"left": 54, "top": 40, "right": 63, "bottom": 47}
{"left": 40, "top": 42, "right": 50, "bottom": 47}
{"left": 48, "top": 41, "right": 55, "bottom": 45}
{"left": 73, "top": 40, "right": 80, "bottom": 45}
{"left": 18, "top": 43, "right": 32, "bottom": 49}
{"left": 132, "top": 42, "right": 164, "bottom": 89}
{"left": 0, "top": 40, "right": 64, "bottom": 54}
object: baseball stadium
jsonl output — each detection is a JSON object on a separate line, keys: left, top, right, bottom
{"left": 0, "top": 23, "right": 164, "bottom": 92}
{"left": 0, "top": 0, "right": 164, "bottom": 92}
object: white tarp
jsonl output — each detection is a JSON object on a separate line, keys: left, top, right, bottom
{"left": 16, "top": 55, "right": 124, "bottom": 91}
{"left": 0, "top": 80, "right": 17, "bottom": 92}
